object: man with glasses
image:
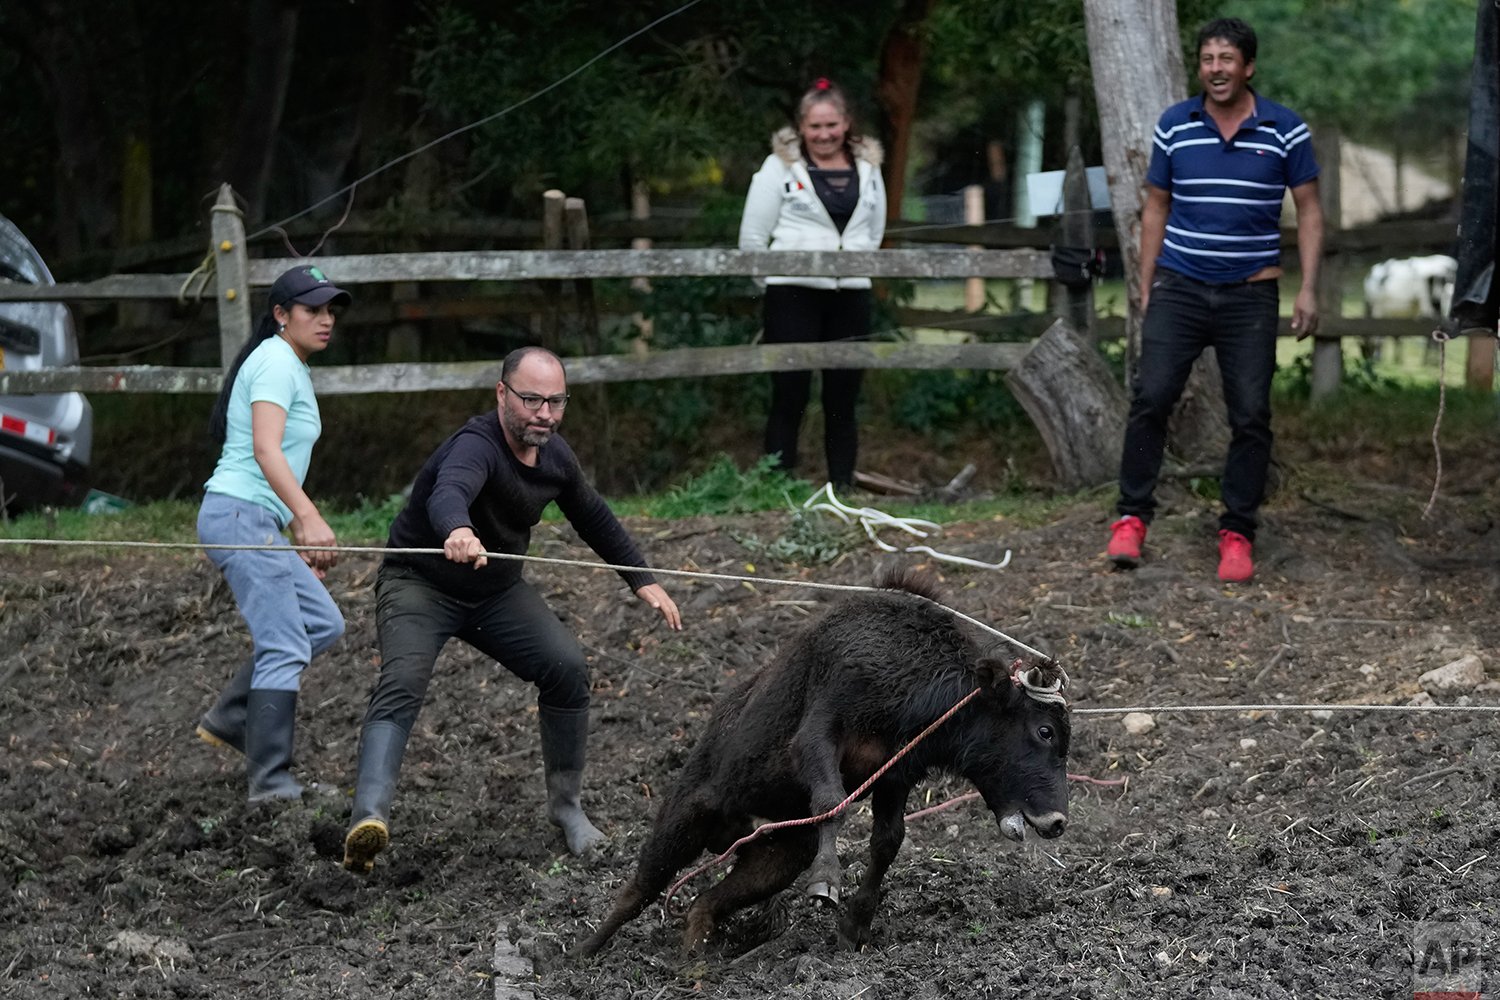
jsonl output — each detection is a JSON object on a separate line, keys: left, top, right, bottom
{"left": 343, "top": 346, "right": 681, "bottom": 873}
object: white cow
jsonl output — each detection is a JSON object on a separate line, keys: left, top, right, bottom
{"left": 1363, "top": 254, "right": 1457, "bottom": 319}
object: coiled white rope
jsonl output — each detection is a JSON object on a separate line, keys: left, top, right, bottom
{"left": 801, "top": 484, "right": 1013, "bottom": 570}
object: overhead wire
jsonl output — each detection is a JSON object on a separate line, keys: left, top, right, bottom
{"left": 246, "top": 0, "right": 710, "bottom": 246}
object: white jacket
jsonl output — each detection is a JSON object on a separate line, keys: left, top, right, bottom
{"left": 737, "top": 127, "right": 887, "bottom": 290}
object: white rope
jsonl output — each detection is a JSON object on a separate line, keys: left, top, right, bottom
{"left": 7, "top": 537, "right": 1497, "bottom": 718}
{"left": 1422, "top": 325, "right": 1450, "bottom": 520}
{"left": 0, "top": 535, "right": 1048, "bottom": 660}
{"left": 800, "top": 483, "right": 1012, "bottom": 571}
{"left": 1016, "top": 666, "right": 1068, "bottom": 706}
{"left": 1074, "top": 703, "right": 1500, "bottom": 716}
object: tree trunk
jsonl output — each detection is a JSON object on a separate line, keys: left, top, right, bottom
{"left": 874, "top": 0, "right": 938, "bottom": 226}
{"left": 1084, "top": 0, "right": 1229, "bottom": 467}
{"left": 1083, "top": 0, "right": 1184, "bottom": 369}
{"left": 1006, "top": 319, "right": 1128, "bottom": 490}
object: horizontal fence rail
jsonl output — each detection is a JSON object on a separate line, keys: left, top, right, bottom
{"left": 0, "top": 343, "right": 1033, "bottom": 395}
{"left": 0, "top": 249, "right": 1054, "bottom": 303}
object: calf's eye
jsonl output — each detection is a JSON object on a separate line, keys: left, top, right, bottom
{"left": 1037, "top": 725, "right": 1054, "bottom": 742}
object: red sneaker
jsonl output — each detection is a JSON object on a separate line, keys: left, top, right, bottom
{"left": 1107, "top": 515, "right": 1147, "bottom": 567}
{"left": 1217, "top": 530, "right": 1254, "bottom": 582}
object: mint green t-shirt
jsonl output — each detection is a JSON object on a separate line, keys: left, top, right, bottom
{"left": 204, "top": 336, "right": 321, "bottom": 528}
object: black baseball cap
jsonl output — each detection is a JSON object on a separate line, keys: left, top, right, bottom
{"left": 269, "top": 264, "right": 352, "bottom": 308}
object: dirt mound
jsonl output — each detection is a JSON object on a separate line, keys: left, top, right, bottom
{"left": 3, "top": 488, "right": 1499, "bottom": 998}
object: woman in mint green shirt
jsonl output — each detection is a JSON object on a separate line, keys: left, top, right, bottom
{"left": 195, "top": 264, "right": 351, "bottom": 802}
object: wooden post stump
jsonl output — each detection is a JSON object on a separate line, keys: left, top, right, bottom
{"left": 1005, "top": 318, "right": 1127, "bottom": 490}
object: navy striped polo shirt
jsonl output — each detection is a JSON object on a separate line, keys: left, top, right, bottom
{"left": 1147, "top": 92, "right": 1320, "bottom": 283}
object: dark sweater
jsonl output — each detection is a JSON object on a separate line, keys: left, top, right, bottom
{"left": 385, "top": 413, "right": 655, "bottom": 599}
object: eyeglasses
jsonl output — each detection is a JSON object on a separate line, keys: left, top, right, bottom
{"left": 504, "top": 383, "right": 570, "bottom": 412}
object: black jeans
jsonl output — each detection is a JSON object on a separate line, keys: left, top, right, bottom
{"left": 362, "top": 562, "right": 591, "bottom": 735}
{"left": 1117, "top": 269, "right": 1279, "bottom": 540}
{"left": 761, "top": 284, "right": 871, "bottom": 488}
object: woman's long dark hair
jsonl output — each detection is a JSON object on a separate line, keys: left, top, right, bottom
{"left": 208, "top": 310, "right": 280, "bottom": 446}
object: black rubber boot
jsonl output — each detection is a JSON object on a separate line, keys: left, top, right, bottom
{"left": 196, "top": 658, "right": 255, "bottom": 755}
{"left": 244, "top": 689, "right": 303, "bottom": 802}
{"left": 342, "top": 721, "right": 409, "bottom": 874}
{"left": 539, "top": 705, "right": 606, "bottom": 855}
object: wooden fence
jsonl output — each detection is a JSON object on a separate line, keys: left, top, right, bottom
{"left": 0, "top": 185, "right": 1061, "bottom": 397}
{"left": 0, "top": 179, "right": 1482, "bottom": 399}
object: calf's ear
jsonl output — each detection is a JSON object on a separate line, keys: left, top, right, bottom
{"left": 973, "top": 657, "right": 1012, "bottom": 689}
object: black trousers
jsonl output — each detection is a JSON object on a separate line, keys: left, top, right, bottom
{"left": 362, "top": 562, "right": 590, "bottom": 735}
{"left": 761, "top": 284, "right": 871, "bottom": 488}
{"left": 1117, "top": 269, "right": 1280, "bottom": 540}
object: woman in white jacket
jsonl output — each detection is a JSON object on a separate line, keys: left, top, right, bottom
{"left": 738, "top": 78, "right": 886, "bottom": 490}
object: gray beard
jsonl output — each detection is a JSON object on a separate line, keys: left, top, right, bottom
{"left": 520, "top": 426, "right": 553, "bottom": 447}
{"left": 501, "top": 408, "right": 555, "bottom": 450}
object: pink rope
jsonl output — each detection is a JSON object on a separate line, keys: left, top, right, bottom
{"left": 1068, "top": 772, "right": 1129, "bottom": 788}
{"left": 903, "top": 791, "right": 981, "bottom": 822}
{"left": 902, "top": 771, "right": 1127, "bottom": 824}
{"left": 661, "top": 686, "right": 984, "bottom": 915}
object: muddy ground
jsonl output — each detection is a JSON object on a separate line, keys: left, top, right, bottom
{"left": 3, "top": 472, "right": 1500, "bottom": 999}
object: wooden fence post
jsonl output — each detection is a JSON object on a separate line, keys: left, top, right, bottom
{"left": 963, "top": 184, "right": 986, "bottom": 312}
{"left": 1310, "top": 129, "right": 1344, "bottom": 401}
{"left": 210, "top": 184, "right": 251, "bottom": 367}
{"left": 565, "top": 197, "right": 613, "bottom": 487}
{"left": 1057, "top": 146, "right": 1096, "bottom": 342}
{"left": 630, "top": 180, "right": 654, "bottom": 354}
{"left": 541, "top": 189, "right": 566, "bottom": 352}
{"left": 1465, "top": 332, "right": 1496, "bottom": 391}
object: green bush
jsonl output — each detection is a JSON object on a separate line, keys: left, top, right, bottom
{"left": 643, "top": 454, "right": 810, "bottom": 519}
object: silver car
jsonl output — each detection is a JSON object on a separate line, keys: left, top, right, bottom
{"left": 0, "top": 212, "right": 92, "bottom": 512}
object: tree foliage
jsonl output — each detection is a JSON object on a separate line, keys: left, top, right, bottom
{"left": 1234, "top": 0, "right": 1474, "bottom": 144}
{"left": 0, "top": 0, "right": 1481, "bottom": 264}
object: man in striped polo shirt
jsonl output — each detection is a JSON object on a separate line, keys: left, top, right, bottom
{"left": 1107, "top": 16, "right": 1323, "bottom": 583}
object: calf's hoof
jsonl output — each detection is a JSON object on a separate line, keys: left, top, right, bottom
{"left": 681, "top": 910, "right": 715, "bottom": 956}
{"left": 806, "top": 880, "right": 840, "bottom": 905}
{"left": 836, "top": 916, "right": 874, "bottom": 951}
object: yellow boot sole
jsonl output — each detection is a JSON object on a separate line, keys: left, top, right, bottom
{"left": 343, "top": 818, "right": 390, "bottom": 874}
{"left": 195, "top": 724, "right": 241, "bottom": 755}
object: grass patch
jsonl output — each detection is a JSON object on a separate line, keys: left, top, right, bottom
{"left": 621, "top": 454, "right": 813, "bottom": 519}
{"left": 0, "top": 499, "right": 200, "bottom": 547}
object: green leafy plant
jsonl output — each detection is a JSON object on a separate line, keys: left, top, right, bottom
{"left": 732, "top": 507, "right": 858, "bottom": 565}
{"left": 643, "top": 455, "right": 810, "bottom": 519}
